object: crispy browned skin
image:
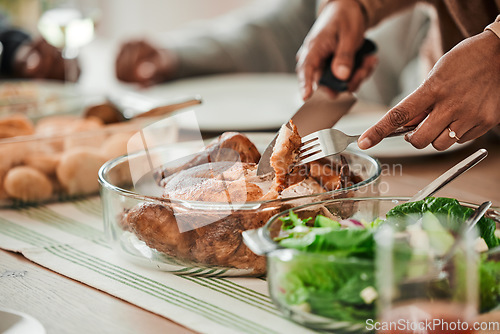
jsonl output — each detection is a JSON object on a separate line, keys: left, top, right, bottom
{"left": 158, "top": 132, "right": 261, "bottom": 180}
{"left": 120, "top": 130, "right": 360, "bottom": 274}
{"left": 121, "top": 201, "right": 271, "bottom": 274}
{"left": 161, "top": 162, "right": 265, "bottom": 202}
{"left": 121, "top": 203, "right": 195, "bottom": 259}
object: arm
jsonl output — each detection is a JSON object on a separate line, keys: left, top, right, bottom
{"left": 171, "top": 0, "right": 317, "bottom": 77}
{"left": 358, "top": 15, "right": 500, "bottom": 151}
{"left": 115, "top": 0, "right": 316, "bottom": 86}
{"left": 355, "top": 0, "right": 420, "bottom": 29}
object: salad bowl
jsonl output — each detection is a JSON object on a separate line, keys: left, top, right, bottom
{"left": 243, "top": 197, "right": 500, "bottom": 332}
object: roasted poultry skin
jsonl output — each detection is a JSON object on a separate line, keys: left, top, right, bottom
{"left": 121, "top": 122, "right": 359, "bottom": 274}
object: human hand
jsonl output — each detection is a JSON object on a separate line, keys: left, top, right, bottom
{"left": 296, "top": 0, "right": 377, "bottom": 100}
{"left": 358, "top": 31, "right": 500, "bottom": 151}
{"left": 115, "top": 40, "right": 178, "bottom": 87}
{"left": 13, "top": 38, "right": 78, "bottom": 81}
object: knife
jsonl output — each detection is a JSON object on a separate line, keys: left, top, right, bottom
{"left": 256, "top": 39, "right": 377, "bottom": 175}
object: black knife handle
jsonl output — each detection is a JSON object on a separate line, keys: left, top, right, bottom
{"left": 319, "top": 38, "right": 377, "bottom": 92}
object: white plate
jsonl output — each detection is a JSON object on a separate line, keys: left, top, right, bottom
{"left": 333, "top": 108, "right": 471, "bottom": 158}
{"left": 142, "top": 74, "right": 469, "bottom": 157}
{"left": 142, "top": 73, "right": 303, "bottom": 131}
{"left": 0, "top": 308, "right": 45, "bottom": 334}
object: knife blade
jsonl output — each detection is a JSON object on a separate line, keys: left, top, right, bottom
{"left": 256, "top": 39, "right": 377, "bottom": 175}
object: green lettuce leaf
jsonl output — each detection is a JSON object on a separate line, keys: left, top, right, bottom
{"left": 386, "top": 197, "right": 499, "bottom": 249}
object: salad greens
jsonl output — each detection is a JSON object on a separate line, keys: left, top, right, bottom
{"left": 480, "top": 253, "right": 500, "bottom": 312}
{"left": 273, "top": 197, "right": 500, "bottom": 323}
{"left": 273, "top": 212, "right": 379, "bottom": 323}
{"left": 386, "top": 197, "right": 499, "bottom": 249}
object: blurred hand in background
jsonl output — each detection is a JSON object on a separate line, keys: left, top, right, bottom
{"left": 114, "top": 0, "right": 316, "bottom": 87}
{"left": 1, "top": 17, "right": 79, "bottom": 81}
{"left": 12, "top": 37, "right": 79, "bottom": 81}
{"left": 115, "top": 39, "right": 178, "bottom": 87}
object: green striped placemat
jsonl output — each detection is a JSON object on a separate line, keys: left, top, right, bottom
{"left": 0, "top": 197, "right": 318, "bottom": 334}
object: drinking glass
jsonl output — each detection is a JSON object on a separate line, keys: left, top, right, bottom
{"left": 375, "top": 217, "right": 479, "bottom": 334}
{"left": 37, "top": 0, "right": 100, "bottom": 82}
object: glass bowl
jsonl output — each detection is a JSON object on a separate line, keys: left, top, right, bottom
{"left": 0, "top": 80, "right": 84, "bottom": 120}
{"left": 243, "top": 197, "right": 500, "bottom": 332}
{"left": 0, "top": 115, "right": 177, "bottom": 207}
{"left": 98, "top": 145, "right": 381, "bottom": 277}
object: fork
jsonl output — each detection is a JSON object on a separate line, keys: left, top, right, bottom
{"left": 297, "top": 125, "right": 417, "bottom": 165}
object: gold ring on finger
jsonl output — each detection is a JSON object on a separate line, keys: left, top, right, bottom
{"left": 447, "top": 127, "right": 461, "bottom": 141}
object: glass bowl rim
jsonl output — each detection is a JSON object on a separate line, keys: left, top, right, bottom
{"left": 98, "top": 144, "right": 382, "bottom": 209}
{"left": 260, "top": 196, "right": 500, "bottom": 260}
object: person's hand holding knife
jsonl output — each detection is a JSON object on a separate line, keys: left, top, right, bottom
{"left": 296, "top": 0, "right": 378, "bottom": 100}
{"left": 298, "top": 0, "right": 500, "bottom": 151}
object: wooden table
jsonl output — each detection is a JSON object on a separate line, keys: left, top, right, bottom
{"left": 379, "top": 134, "right": 500, "bottom": 205}
{"left": 1, "top": 134, "right": 499, "bottom": 334}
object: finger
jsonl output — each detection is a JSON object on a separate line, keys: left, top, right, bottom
{"left": 431, "top": 121, "right": 468, "bottom": 151}
{"left": 332, "top": 32, "right": 359, "bottom": 80}
{"left": 347, "top": 54, "right": 377, "bottom": 92}
{"left": 116, "top": 42, "right": 143, "bottom": 82}
{"left": 35, "top": 40, "right": 57, "bottom": 78}
{"left": 296, "top": 48, "right": 323, "bottom": 101}
{"left": 115, "top": 43, "right": 132, "bottom": 80}
{"left": 136, "top": 61, "right": 157, "bottom": 81}
{"left": 23, "top": 51, "right": 42, "bottom": 76}
{"left": 358, "top": 82, "right": 435, "bottom": 149}
{"left": 46, "top": 42, "right": 68, "bottom": 81}
{"left": 16, "top": 40, "right": 47, "bottom": 78}
{"left": 404, "top": 110, "right": 429, "bottom": 126}
{"left": 458, "top": 124, "right": 491, "bottom": 143}
{"left": 403, "top": 106, "right": 451, "bottom": 149}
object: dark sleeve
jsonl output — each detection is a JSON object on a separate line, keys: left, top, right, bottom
{"left": 0, "top": 21, "right": 31, "bottom": 75}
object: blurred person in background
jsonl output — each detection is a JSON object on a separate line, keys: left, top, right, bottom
{"left": 0, "top": 12, "right": 74, "bottom": 81}
{"left": 114, "top": 0, "right": 431, "bottom": 108}
{"left": 296, "top": 0, "right": 500, "bottom": 151}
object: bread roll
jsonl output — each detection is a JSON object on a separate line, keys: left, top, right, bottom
{"left": 0, "top": 114, "right": 35, "bottom": 138}
{"left": 3, "top": 166, "right": 53, "bottom": 202}
{"left": 56, "top": 147, "right": 107, "bottom": 195}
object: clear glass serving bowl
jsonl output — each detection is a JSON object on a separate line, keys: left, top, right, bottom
{"left": 0, "top": 113, "right": 177, "bottom": 207}
{"left": 98, "top": 145, "right": 381, "bottom": 277}
{"left": 243, "top": 197, "right": 500, "bottom": 332}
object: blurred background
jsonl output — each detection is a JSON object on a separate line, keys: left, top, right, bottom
{"left": 0, "top": 0, "right": 259, "bottom": 93}
{"left": 1, "top": 0, "right": 256, "bottom": 37}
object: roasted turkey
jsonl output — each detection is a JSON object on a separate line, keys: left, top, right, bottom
{"left": 120, "top": 121, "right": 360, "bottom": 274}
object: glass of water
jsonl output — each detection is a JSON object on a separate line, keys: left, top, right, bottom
{"left": 375, "top": 214, "right": 479, "bottom": 334}
{"left": 38, "top": 0, "right": 100, "bottom": 82}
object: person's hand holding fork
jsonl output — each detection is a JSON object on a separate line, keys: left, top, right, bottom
{"left": 358, "top": 29, "right": 500, "bottom": 151}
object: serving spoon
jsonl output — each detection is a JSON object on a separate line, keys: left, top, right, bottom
{"left": 84, "top": 94, "right": 202, "bottom": 124}
{"left": 409, "top": 148, "right": 488, "bottom": 202}
{"left": 439, "top": 200, "right": 492, "bottom": 264}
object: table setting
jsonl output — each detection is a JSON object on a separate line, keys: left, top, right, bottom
{"left": 1, "top": 4, "right": 500, "bottom": 333}
{"left": 2, "top": 69, "right": 500, "bottom": 333}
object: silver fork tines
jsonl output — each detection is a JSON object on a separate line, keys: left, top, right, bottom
{"left": 297, "top": 125, "right": 417, "bottom": 165}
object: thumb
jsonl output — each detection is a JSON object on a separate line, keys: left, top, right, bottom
{"left": 358, "top": 83, "right": 435, "bottom": 149}
{"left": 332, "top": 34, "right": 358, "bottom": 80}
{"left": 23, "top": 51, "right": 42, "bottom": 76}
